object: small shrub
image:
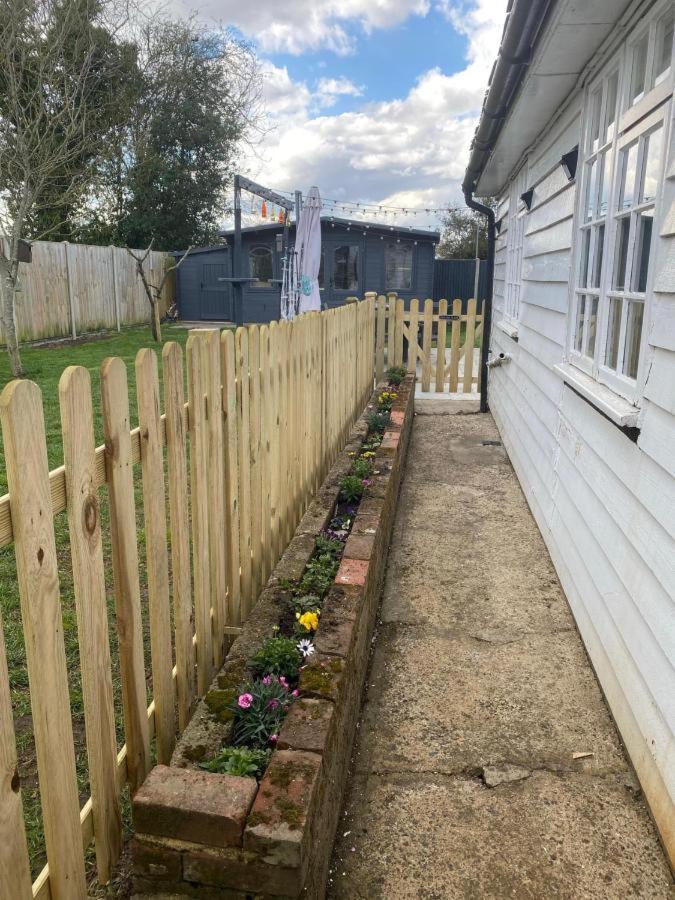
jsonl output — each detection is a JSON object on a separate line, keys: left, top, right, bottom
{"left": 230, "top": 676, "right": 297, "bottom": 748}
{"left": 367, "top": 411, "right": 390, "bottom": 433}
{"left": 377, "top": 390, "right": 398, "bottom": 412}
{"left": 250, "top": 636, "right": 302, "bottom": 680}
{"left": 386, "top": 365, "right": 406, "bottom": 385}
{"left": 201, "top": 746, "right": 270, "bottom": 779}
{"left": 339, "top": 474, "right": 365, "bottom": 503}
{"left": 350, "top": 456, "right": 373, "bottom": 479}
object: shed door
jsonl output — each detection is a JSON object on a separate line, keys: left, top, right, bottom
{"left": 201, "top": 262, "right": 232, "bottom": 320}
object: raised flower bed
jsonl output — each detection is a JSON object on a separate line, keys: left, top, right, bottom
{"left": 131, "top": 370, "right": 414, "bottom": 899}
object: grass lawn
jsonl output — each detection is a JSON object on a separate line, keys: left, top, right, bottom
{"left": 0, "top": 324, "right": 207, "bottom": 886}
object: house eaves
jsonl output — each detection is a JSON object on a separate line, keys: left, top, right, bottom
{"left": 467, "top": 0, "right": 634, "bottom": 197}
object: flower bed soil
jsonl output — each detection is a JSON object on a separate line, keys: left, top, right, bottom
{"left": 131, "top": 374, "right": 414, "bottom": 899}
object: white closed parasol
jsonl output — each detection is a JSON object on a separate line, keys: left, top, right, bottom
{"left": 290, "top": 186, "right": 322, "bottom": 318}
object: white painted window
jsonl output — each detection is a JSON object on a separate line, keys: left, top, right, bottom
{"left": 571, "top": 0, "right": 673, "bottom": 402}
{"left": 504, "top": 165, "right": 528, "bottom": 325}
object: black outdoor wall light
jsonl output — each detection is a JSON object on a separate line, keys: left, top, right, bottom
{"left": 561, "top": 146, "right": 579, "bottom": 182}
{"left": 520, "top": 188, "right": 534, "bottom": 210}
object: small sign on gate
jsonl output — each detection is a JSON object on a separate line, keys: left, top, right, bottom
{"left": 439, "top": 314, "right": 460, "bottom": 321}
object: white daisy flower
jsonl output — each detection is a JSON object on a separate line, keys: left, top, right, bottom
{"left": 297, "top": 638, "right": 315, "bottom": 658}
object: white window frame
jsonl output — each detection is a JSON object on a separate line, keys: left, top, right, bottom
{"left": 569, "top": 0, "right": 673, "bottom": 404}
{"left": 503, "top": 165, "right": 528, "bottom": 326}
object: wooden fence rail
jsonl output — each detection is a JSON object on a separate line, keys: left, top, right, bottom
{"left": 374, "top": 294, "right": 483, "bottom": 393}
{"left": 2, "top": 240, "right": 173, "bottom": 345}
{"left": 0, "top": 298, "right": 375, "bottom": 900}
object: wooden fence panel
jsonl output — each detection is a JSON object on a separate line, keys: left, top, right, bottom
{"left": 435, "top": 299, "right": 448, "bottom": 392}
{"left": 0, "top": 380, "right": 87, "bottom": 898}
{"left": 0, "top": 605, "right": 32, "bottom": 900}
{"left": 60, "top": 366, "right": 122, "bottom": 881}
{"left": 162, "top": 342, "right": 195, "bottom": 730}
{"left": 235, "top": 328, "right": 253, "bottom": 620}
{"left": 221, "top": 331, "right": 241, "bottom": 627}
{"left": 101, "top": 357, "right": 151, "bottom": 794}
{"left": 136, "top": 349, "right": 176, "bottom": 764}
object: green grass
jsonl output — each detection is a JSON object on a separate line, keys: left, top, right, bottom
{"left": 0, "top": 325, "right": 199, "bottom": 885}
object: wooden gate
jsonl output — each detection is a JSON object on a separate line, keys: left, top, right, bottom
{"left": 374, "top": 294, "right": 483, "bottom": 393}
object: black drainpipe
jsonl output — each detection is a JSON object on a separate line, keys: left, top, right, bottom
{"left": 464, "top": 192, "right": 494, "bottom": 414}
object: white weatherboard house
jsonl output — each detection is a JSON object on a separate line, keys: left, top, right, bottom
{"left": 464, "top": 0, "right": 674, "bottom": 864}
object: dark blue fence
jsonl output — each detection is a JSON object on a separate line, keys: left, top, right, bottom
{"left": 433, "top": 258, "right": 487, "bottom": 310}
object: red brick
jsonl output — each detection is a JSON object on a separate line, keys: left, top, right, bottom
{"left": 244, "top": 750, "right": 322, "bottom": 868}
{"left": 380, "top": 431, "right": 400, "bottom": 450}
{"left": 390, "top": 409, "right": 405, "bottom": 426}
{"left": 343, "top": 532, "right": 375, "bottom": 561}
{"left": 298, "top": 654, "right": 345, "bottom": 702}
{"left": 182, "top": 844, "right": 301, "bottom": 896}
{"left": 131, "top": 835, "right": 182, "bottom": 880}
{"left": 277, "top": 698, "right": 335, "bottom": 753}
{"left": 336, "top": 557, "right": 369, "bottom": 586}
{"left": 132, "top": 765, "right": 257, "bottom": 848}
{"left": 352, "top": 513, "right": 380, "bottom": 534}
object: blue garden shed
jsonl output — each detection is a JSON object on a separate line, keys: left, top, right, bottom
{"left": 173, "top": 217, "right": 439, "bottom": 324}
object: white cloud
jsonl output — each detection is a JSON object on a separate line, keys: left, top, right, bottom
{"left": 168, "top": 0, "right": 431, "bottom": 55}
{"left": 315, "top": 77, "right": 364, "bottom": 109}
{"left": 240, "top": 1, "right": 507, "bottom": 229}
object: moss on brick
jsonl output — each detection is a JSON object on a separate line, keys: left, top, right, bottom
{"left": 275, "top": 797, "right": 303, "bottom": 830}
{"left": 205, "top": 689, "right": 236, "bottom": 723}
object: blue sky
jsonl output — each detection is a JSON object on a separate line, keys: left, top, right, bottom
{"left": 171, "top": 0, "right": 507, "bottom": 228}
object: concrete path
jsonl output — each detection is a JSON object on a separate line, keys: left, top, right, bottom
{"left": 329, "top": 412, "right": 673, "bottom": 899}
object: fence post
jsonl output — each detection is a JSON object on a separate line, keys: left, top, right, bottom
{"left": 386, "top": 292, "right": 397, "bottom": 368}
{"left": 64, "top": 240, "right": 77, "bottom": 340}
{"left": 111, "top": 246, "right": 121, "bottom": 332}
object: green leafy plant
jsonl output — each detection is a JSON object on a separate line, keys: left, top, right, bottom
{"left": 250, "top": 636, "right": 302, "bottom": 680}
{"left": 386, "top": 365, "right": 406, "bottom": 385}
{"left": 291, "top": 593, "right": 322, "bottom": 615}
{"left": 339, "top": 474, "right": 365, "bottom": 503}
{"left": 299, "top": 553, "right": 340, "bottom": 596}
{"left": 367, "top": 411, "right": 390, "bottom": 434}
{"left": 201, "top": 746, "right": 270, "bottom": 778}
{"left": 230, "top": 675, "right": 296, "bottom": 748}
{"left": 314, "top": 534, "right": 345, "bottom": 558}
{"left": 350, "top": 456, "right": 373, "bottom": 479}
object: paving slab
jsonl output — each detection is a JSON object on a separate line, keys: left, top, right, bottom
{"left": 329, "top": 412, "right": 673, "bottom": 899}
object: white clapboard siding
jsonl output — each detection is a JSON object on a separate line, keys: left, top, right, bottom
{"left": 486, "top": 78, "right": 675, "bottom": 865}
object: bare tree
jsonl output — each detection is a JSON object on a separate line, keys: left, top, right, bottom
{"left": 125, "top": 241, "right": 191, "bottom": 342}
{"left": 0, "top": 0, "right": 134, "bottom": 375}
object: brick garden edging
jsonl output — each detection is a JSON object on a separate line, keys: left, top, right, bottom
{"left": 131, "top": 375, "right": 415, "bottom": 899}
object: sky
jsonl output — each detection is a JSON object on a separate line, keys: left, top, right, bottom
{"left": 168, "top": 0, "right": 507, "bottom": 230}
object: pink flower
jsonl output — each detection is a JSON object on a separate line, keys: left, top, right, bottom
{"left": 362, "top": 478, "right": 372, "bottom": 486}
{"left": 279, "top": 676, "right": 288, "bottom": 689}
{"left": 237, "top": 693, "right": 253, "bottom": 709}
{"left": 292, "top": 689, "right": 299, "bottom": 698}
{"left": 269, "top": 734, "right": 278, "bottom": 744}
{"left": 267, "top": 698, "right": 280, "bottom": 710}
{"left": 262, "top": 675, "right": 272, "bottom": 685}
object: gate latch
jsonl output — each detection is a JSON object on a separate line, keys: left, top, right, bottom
{"left": 439, "top": 314, "right": 460, "bottom": 321}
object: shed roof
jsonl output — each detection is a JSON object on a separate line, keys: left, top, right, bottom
{"left": 218, "top": 215, "right": 439, "bottom": 242}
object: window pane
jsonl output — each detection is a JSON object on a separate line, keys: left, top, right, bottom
{"left": 592, "top": 224, "right": 605, "bottom": 289}
{"left": 385, "top": 242, "right": 413, "bottom": 291}
{"left": 333, "top": 245, "right": 359, "bottom": 290}
{"left": 613, "top": 217, "right": 630, "bottom": 290}
{"left": 604, "top": 72, "right": 618, "bottom": 143}
{"left": 619, "top": 142, "right": 639, "bottom": 210}
{"left": 632, "top": 210, "right": 654, "bottom": 293}
{"left": 598, "top": 152, "right": 609, "bottom": 217}
{"left": 641, "top": 126, "right": 663, "bottom": 203}
{"left": 250, "top": 247, "right": 273, "bottom": 286}
{"left": 605, "top": 298, "right": 622, "bottom": 370}
{"left": 589, "top": 88, "right": 602, "bottom": 153}
{"left": 580, "top": 229, "right": 591, "bottom": 287}
{"left": 585, "top": 159, "right": 597, "bottom": 221}
{"left": 630, "top": 32, "right": 648, "bottom": 103}
{"left": 587, "top": 297, "right": 599, "bottom": 357}
{"left": 622, "top": 301, "right": 643, "bottom": 379}
{"left": 575, "top": 295, "right": 587, "bottom": 353}
{"left": 655, "top": 13, "right": 673, "bottom": 82}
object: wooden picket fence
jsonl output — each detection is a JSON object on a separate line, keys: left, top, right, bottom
{"left": 374, "top": 294, "right": 483, "bottom": 393}
{"left": 0, "top": 298, "right": 375, "bottom": 900}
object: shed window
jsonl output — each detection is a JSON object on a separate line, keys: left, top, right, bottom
{"left": 250, "top": 246, "right": 273, "bottom": 287}
{"left": 571, "top": 7, "right": 669, "bottom": 404}
{"left": 504, "top": 165, "right": 528, "bottom": 325}
{"left": 333, "top": 245, "right": 359, "bottom": 291}
{"left": 385, "top": 242, "right": 413, "bottom": 291}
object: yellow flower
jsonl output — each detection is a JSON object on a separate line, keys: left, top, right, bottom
{"left": 298, "top": 611, "right": 319, "bottom": 632}
{"left": 362, "top": 450, "right": 375, "bottom": 458}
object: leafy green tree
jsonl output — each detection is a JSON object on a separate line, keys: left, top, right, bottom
{"left": 436, "top": 197, "right": 498, "bottom": 259}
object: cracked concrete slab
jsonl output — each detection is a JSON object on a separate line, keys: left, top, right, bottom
{"left": 328, "top": 413, "right": 673, "bottom": 899}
